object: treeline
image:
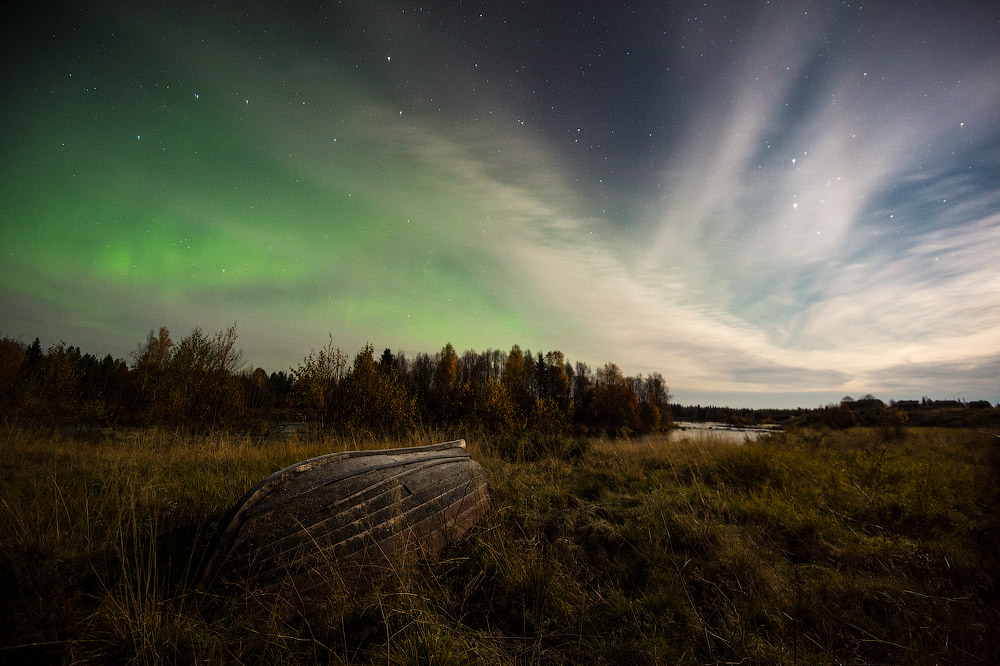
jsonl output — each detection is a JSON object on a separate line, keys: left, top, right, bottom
{"left": 0, "top": 326, "right": 253, "bottom": 433}
{"left": 806, "top": 395, "right": 1000, "bottom": 432}
{"left": 0, "top": 325, "right": 672, "bottom": 437}
{"left": 670, "top": 404, "right": 809, "bottom": 425}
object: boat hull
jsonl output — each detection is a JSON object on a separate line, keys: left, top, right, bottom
{"left": 200, "top": 440, "right": 489, "bottom": 595}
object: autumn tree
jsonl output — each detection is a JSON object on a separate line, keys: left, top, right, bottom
{"left": 627, "top": 374, "right": 644, "bottom": 402}
{"left": 342, "top": 343, "right": 417, "bottom": 437}
{"left": 131, "top": 327, "right": 174, "bottom": 418}
{"left": 459, "top": 349, "right": 486, "bottom": 387}
{"left": 243, "top": 367, "right": 272, "bottom": 414}
{"left": 641, "top": 372, "right": 672, "bottom": 431}
{"left": 434, "top": 342, "right": 459, "bottom": 411}
{"left": 291, "top": 335, "right": 347, "bottom": 438}
{"left": 162, "top": 325, "right": 246, "bottom": 432}
{"left": 544, "top": 350, "right": 571, "bottom": 413}
{"left": 878, "top": 406, "right": 909, "bottom": 441}
{"left": 591, "top": 362, "right": 640, "bottom": 435}
{"left": 406, "top": 352, "right": 435, "bottom": 420}
{"left": 503, "top": 344, "right": 533, "bottom": 411}
{"left": 572, "top": 361, "right": 594, "bottom": 423}
{"left": 391, "top": 350, "right": 410, "bottom": 381}
{"left": 643, "top": 372, "right": 670, "bottom": 409}
{"left": 523, "top": 351, "right": 537, "bottom": 401}
{"left": 485, "top": 348, "right": 505, "bottom": 382}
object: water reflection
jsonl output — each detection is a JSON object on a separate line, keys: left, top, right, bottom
{"left": 667, "top": 421, "right": 782, "bottom": 443}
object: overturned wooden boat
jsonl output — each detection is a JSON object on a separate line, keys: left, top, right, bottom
{"left": 199, "top": 440, "right": 489, "bottom": 596}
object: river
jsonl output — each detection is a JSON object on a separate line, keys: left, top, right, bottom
{"left": 666, "top": 421, "right": 783, "bottom": 443}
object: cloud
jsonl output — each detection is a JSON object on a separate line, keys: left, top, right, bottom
{"left": 872, "top": 354, "right": 1000, "bottom": 400}
{"left": 593, "top": 3, "right": 1000, "bottom": 399}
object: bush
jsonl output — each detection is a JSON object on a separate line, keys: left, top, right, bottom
{"left": 878, "top": 406, "right": 909, "bottom": 441}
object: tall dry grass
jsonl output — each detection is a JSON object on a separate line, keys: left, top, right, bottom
{"left": 1, "top": 424, "right": 997, "bottom": 664}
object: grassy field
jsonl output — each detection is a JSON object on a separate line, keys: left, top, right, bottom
{"left": 1, "top": 425, "right": 997, "bottom": 665}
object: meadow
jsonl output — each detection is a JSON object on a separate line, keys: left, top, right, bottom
{"left": 1, "top": 425, "right": 997, "bottom": 665}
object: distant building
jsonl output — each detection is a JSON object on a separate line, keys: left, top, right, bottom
{"left": 931, "top": 400, "right": 964, "bottom": 408}
{"left": 968, "top": 400, "right": 993, "bottom": 409}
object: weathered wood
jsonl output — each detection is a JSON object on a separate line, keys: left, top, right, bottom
{"left": 198, "top": 439, "right": 489, "bottom": 595}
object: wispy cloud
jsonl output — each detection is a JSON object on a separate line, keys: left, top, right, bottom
{"left": 571, "top": 4, "right": 1000, "bottom": 401}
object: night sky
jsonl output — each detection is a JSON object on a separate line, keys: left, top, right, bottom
{"left": 2, "top": 1, "right": 998, "bottom": 408}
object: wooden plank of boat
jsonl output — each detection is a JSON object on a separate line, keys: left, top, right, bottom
{"left": 198, "top": 439, "right": 489, "bottom": 595}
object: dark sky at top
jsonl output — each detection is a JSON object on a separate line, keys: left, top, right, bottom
{"left": 2, "top": 0, "right": 998, "bottom": 406}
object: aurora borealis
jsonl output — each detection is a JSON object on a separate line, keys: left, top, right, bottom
{"left": 2, "top": 1, "right": 998, "bottom": 407}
